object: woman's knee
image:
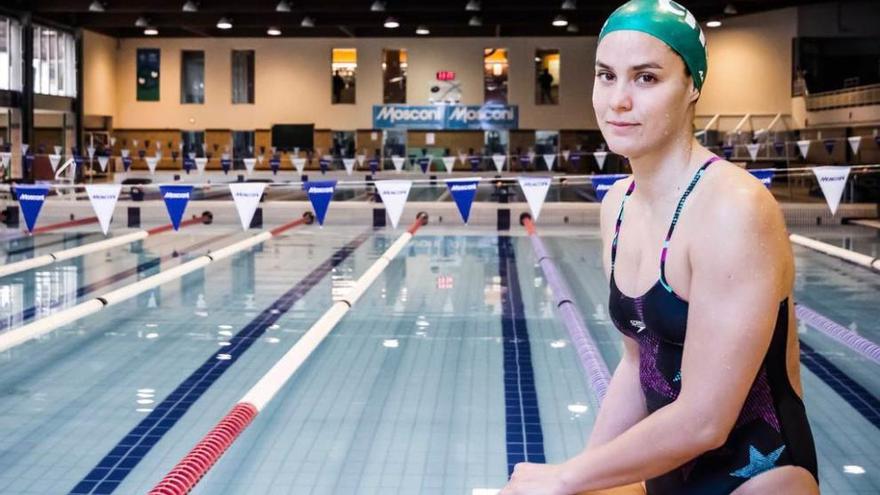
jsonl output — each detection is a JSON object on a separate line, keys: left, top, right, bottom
{"left": 732, "top": 466, "right": 819, "bottom": 495}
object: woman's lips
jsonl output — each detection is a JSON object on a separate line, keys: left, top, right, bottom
{"left": 607, "top": 121, "right": 639, "bottom": 127}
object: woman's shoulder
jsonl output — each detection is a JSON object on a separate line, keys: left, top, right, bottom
{"left": 699, "top": 159, "right": 782, "bottom": 220}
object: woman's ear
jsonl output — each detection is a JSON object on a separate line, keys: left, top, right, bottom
{"left": 689, "top": 86, "right": 701, "bottom": 105}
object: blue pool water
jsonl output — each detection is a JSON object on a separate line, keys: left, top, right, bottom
{"left": 0, "top": 225, "right": 876, "bottom": 494}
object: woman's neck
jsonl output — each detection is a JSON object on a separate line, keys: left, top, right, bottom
{"left": 627, "top": 135, "right": 707, "bottom": 204}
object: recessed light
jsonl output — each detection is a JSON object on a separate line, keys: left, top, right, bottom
{"left": 384, "top": 17, "right": 399, "bottom": 29}
{"left": 552, "top": 15, "right": 568, "bottom": 27}
{"left": 217, "top": 17, "right": 232, "bottom": 29}
{"left": 182, "top": 0, "right": 198, "bottom": 12}
{"left": 706, "top": 20, "right": 722, "bottom": 28}
{"left": 276, "top": 0, "right": 292, "bottom": 12}
{"left": 370, "top": 1, "right": 386, "bottom": 12}
{"left": 144, "top": 27, "right": 159, "bottom": 35}
{"left": 89, "top": 1, "right": 105, "bottom": 13}
{"left": 561, "top": 0, "right": 576, "bottom": 10}
{"left": 301, "top": 16, "right": 315, "bottom": 28}
{"left": 469, "top": 16, "right": 482, "bottom": 27}
{"left": 466, "top": 0, "right": 481, "bottom": 12}
{"left": 267, "top": 26, "right": 281, "bottom": 36}
{"left": 415, "top": 25, "right": 430, "bottom": 35}
{"left": 135, "top": 16, "right": 149, "bottom": 28}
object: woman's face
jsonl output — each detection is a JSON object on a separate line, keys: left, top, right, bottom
{"left": 593, "top": 30, "right": 697, "bottom": 159}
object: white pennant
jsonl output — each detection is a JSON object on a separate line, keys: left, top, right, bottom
{"left": 109, "top": 137, "right": 116, "bottom": 146}
{"left": 156, "top": 141, "right": 162, "bottom": 149}
{"left": 812, "top": 166, "right": 851, "bottom": 216}
{"left": 593, "top": 151, "right": 608, "bottom": 171}
{"left": 229, "top": 182, "right": 266, "bottom": 231}
{"left": 492, "top": 154, "right": 506, "bottom": 173}
{"left": 257, "top": 155, "right": 264, "bottom": 165}
{"left": 375, "top": 180, "right": 412, "bottom": 229}
{"left": 562, "top": 149, "right": 570, "bottom": 161}
{"left": 155, "top": 151, "right": 163, "bottom": 161}
{"left": 145, "top": 156, "right": 159, "bottom": 173}
{"left": 97, "top": 156, "right": 109, "bottom": 172}
{"left": 187, "top": 152, "right": 196, "bottom": 160}
{"left": 48, "top": 154, "right": 62, "bottom": 172}
{"left": 86, "top": 184, "right": 122, "bottom": 235}
{"left": 517, "top": 177, "right": 552, "bottom": 221}
{"left": 847, "top": 136, "right": 862, "bottom": 155}
{"left": 342, "top": 158, "right": 356, "bottom": 175}
{"left": 243, "top": 158, "right": 256, "bottom": 174}
{"left": 0, "top": 152, "right": 10, "bottom": 169}
{"left": 527, "top": 150, "right": 536, "bottom": 163}
{"left": 542, "top": 154, "right": 556, "bottom": 171}
{"left": 87, "top": 146, "right": 95, "bottom": 159}
{"left": 121, "top": 148, "right": 130, "bottom": 158}
{"left": 53, "top": 145, "right": 62, "bottom": 155}
{"left": 195, "top": 157, "right": 208, "bottom": 174}
{"left": 132, "top": 139, "right": 138, "bottom": 147}
{"left": 458, "top": 152, "right": 468, "bottom": 165}
{"left": 442, "top": 156, "right": 456, "bottom": 174}
{"left": 797, "top": 139, "right": 811, "bottom": 158}
{"left": 21, "top": 143, "right": 29, "bottom": 155}
{"left": 292, "top": 157, "right": 306, "bottom": 175}
{"left": 391, "top": 155, "right": 406, "bottom": 172}
{"left": 356, "top": 154, "right": 366, "bottom": 168}
{"left": 746, "top": 143, "right": 761, "bottom": 161}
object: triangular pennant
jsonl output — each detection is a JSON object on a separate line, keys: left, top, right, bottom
{"left": 21, "top": 144, "right": 29, "bottom": 155}
{"left": 441, "top": 156, "right": 456, "bottom": 174}
{"left": 356, "top": 154, "right": 366, "bottom": 168}
{"left": 446, "top": 178, "right": 480, "bottom": 224}
{"left": 527, "top": 150, "right": 536, "bottom": 163}
{"left": 132, "top": 139, "right": 138, "bottom": 147}
{"left": 156, "top": 141, "right": 162, "bottom": 149}
{"left": 53, "top": 145, "right": 62, "bottom": 155}
{"left": 458, "top": 152, "right": 468, "bottom": 166}
{"left": 823, "top": 139, "right": 835, "bottom": 155}
{"left": 342, "top": 158, "right": 356, "bottom": 176}
{"left": 97, "top": 156, "right": 109, "bottom": 172}
{"left": 391, "top": 155, "right": 405, "bottom": 172}
{"left": 797, "top": 139, "right": 810, "bottom": 158}
{"left": 368, "top": 157, "right": 379, "bottom": 174}
{"left": 812, "top": 166, "right": 851, "bottom": 216}
{"left": 195, "top": 157, "right": 207, "bottom": 174}
{"left": 292, "top": 157, "right": 306, "bottom": 175}
{"left": 121, "top": 148, "right": 130, "bottom": 158}
{"left": 243, "top": 158, "right": 256, "bottom": 174}
{"left": 305, "top": 180, "right": 337, "bottom": 226}
{"left": 122, "top": 157, "right": 132, "bottom": 172}
{"left": 749, "top": 169, "right": 774, "bottom": 188}
{"left": 319, "top": 157, "right": 331, "bottom": 174}
{"left": 722, "top": 145, "right": 734, "bottom": 160}
{"left": 562, "top": 149, "right": 570, "bottom": 161}
{"left": 774, "top": 141, "right": 785, "bottom": 156}
{"left": 492, "top": 154, "right": 506, "bottom": 173}
{"left": 229, "top": 183, "right": 266, "bottom": 230}
{"left": 517, "top": 177, "right": 552, "bottom": 221}
{"left": 417, "top": 155, "right": 431, "bottom": 173}
{"left": 847, "top": 136, "right": 862, "bottom": 155}
{"left": 87, "top": 146, "right": 95, "bottom": 160}
{"left": 591, "top": 174, "right": 629, "bottom": 202}
{"left": 375, "top": 180, "right": 412, "bottom": 228}
{"left": 257, "top": 154, "right": 264, "bottom": 165}
{"left": 145, "top": 156, "right": 159, "bottom": 173}
{"left": 85, "top": 184, "right": 121, "bottom": 235}
{"left": 110, "top": 137, "right": 116, "bottom": 146}
{"left": 570, "top": 153, "right": 582, "bottom": 163}
{"left": 593, "top": 151, "right": 608, "bottom": 171}
{"left": 221, "top": 158, "right": 232, "bottom": 174}
{"left": 159, "top": 184, "right": 193, "bottom": 230}
{"left": 269, "top": 157, "right": 281, "bottom": 174}
{"left": 746, "top": 143, "right": 761, "bottom": 161}
{"left": 14, "top": 184, "right": 49, "bottom": 232}
{"left": 0, "top": 152, "right": 10, "bottom": 169}
{"left": 183, "top": 158, "right": 194, "bottom": 173}
{"left": 468, "top": 156, "right": 482, "bottom": 171}
{"left": 542, "top": 154, "right": 556, "bottom": 171}
{"left": 48, "top": 154, "right": 62, "bottom": 172}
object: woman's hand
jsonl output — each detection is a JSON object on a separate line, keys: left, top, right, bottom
{"left": 500, "top": 462, "right": 571, "bottom": 495}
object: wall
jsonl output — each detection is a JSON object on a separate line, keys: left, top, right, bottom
{"left": 82, "top": 30, "right": 117, "bottom": 118}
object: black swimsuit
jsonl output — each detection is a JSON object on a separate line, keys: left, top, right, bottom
{"left": 607, "top": 156, "right": 818, "bottom": 494}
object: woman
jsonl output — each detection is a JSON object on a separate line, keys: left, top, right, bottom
{"left": 501, "top": 1, "right": 819, "bottom": 494}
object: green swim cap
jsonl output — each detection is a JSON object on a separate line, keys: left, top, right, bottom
{"left": 599, "top": 0, "right": 708, "bottom": 90}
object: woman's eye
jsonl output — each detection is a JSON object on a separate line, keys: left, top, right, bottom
{"left": 636, "top": 73, "right": 657, "bottom": 84}
{"left": 597, "top": 72, "right": 615, "bottom": 82}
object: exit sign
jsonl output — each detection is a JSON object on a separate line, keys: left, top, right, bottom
{"left": 436, "top": 71, "right": 456, "bottom": 81}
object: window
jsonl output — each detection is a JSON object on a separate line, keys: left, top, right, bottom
{"left": 181, "top": 131, "right": 205, "bottom": 157}
{"left": 231, "top": 50, "right": 254, "bottom": 104}
{"left": 332, "top": 131, "right": 355, "bottom": 157}
{"left": 382, "top": 49, "right": 407, "bottom": 104}
{"left": 0, "top": 16, "right": 23, "bottom": 91}
{"left": 535, "top": 49, "right": 559, "bottom": 105}
{"left": 483, "top": 48, "right": 508, "bottom": 104}
{"left": 232, "top": 131, "right": 254, "bottom": 158}
{"left": 136, "top": 48, "right": 160, "bottom": 101}
{"left": 331, "top": 48, "right": 356, "bottom": 104}
{"left": 32, "top": 25, "right": 76, "bottom": 97}
{"left": 181, "top": 50, "right": 204, "bottom": 104}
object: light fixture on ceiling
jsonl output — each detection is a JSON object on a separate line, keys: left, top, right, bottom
{"left": 144, "top": 27, "right": 159, "bottom": 36}
{"left": 552, "top": 15, "right": 568, "bottom": 27}
{"left": 276, "top": 1, "right": 292, "bottom": 12}
{"left": 216, "top": 17, "right": 233, "bottom": 29}
{"left": 465, "top": 1, "right": 481, "bottom": 12}
{"left": 561, "top": 0, "right": 576, "bottom": 10}
{"left": 706, "top": 20, "right": 722, "bottom": 28}
{"left": 371, "top": 1, "right": 386, "bottom": 12}
{"left": 135, "top": 16, "right": 149, "bottom": 28}
{"left": 89, "top": 1, "right": 105, "bottom": 12}
{"left": 182, "top": 1, "right": 198, "bottom": 12}
{"left": 566, "top": 24, "right": 579, "bottom": 33}
{"left": 724, "top": 3, "right": 738, "bottom": 15}
{"left": 415, "top": 25, "right": 430, "bottom": 35}
{"left": 267, "top": 26, "right": 281, "bottom": 36}
{"left": 384, "top": 17, "right": 399, "bottom": 29}
{"left": 468, "top": 16, "right": 482, "bottom": 27}
{"left": 301, "top": 16, "right": 315, "bottom": 28}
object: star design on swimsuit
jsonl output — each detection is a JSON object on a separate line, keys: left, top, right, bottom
{"left": 729, "top": 445, "right": 786, "bottom": 479}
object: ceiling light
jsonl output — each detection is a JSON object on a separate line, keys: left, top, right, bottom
{"left": 89, "top": 1, "right": 105, "bottom": 12}
{"left": 415, "top": 25, "right": 430, "bottom": 35}
{"left": 724, "top": 3, "right": 738, "bottom": 15}
{"left": 566, "top": 24, "right": 579, "bottom": 33}
{"left": 182, "top": 1, "right": 198, "bottom": 12}
{"left": 144, "top": 27, "right": 159, "bottom": 36}
{"left": 370, "top": 1, "right": 386, "bottom": 12}
{"left": 552, "top": 15, "right": 568, "bottom": 27}
{"left": 561, "top": 0, "right": 577, "bottom": 10}
{"left": 466, "top": 1, "right": 481, "bottom": 12}
{"left": 216, "top": 17, "right": 232, "bottom": 29}
{"left": 384, "top": 17, "right": 399, "bottom": 28}
{"left": 300, "top": 16, "right": 315, "bottom": 28}
{"left": 276, "top": 0, "right": 292, "bottom": 12}
{"left": 468, "top": 16, "right": 482, "bottom": 27}
{"left": 135, "top": 16, "right": 149, "bottom": 28}
{"left": 706, "top": 20, "right": 722, "bottom": 28}
{"left": 267, "top": 26, "right": 281, "bottom": 36}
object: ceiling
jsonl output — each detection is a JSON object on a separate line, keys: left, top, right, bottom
{"left": 7, "top": 0, "right": 829, "bottom": 38}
